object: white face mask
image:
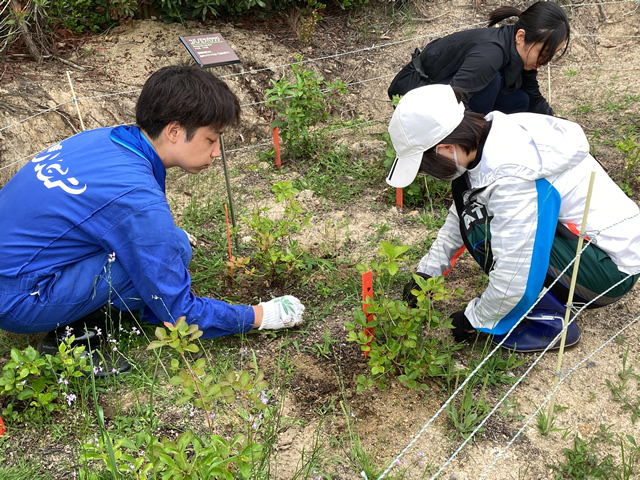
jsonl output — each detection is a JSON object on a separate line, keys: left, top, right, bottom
{"left": 437, "top": 146, "right": 467, "bottom": 180}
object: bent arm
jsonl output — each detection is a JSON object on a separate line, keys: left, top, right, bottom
{"left": 417, "top": 203, "right": 465, "bottom": 277}
{"left": 521, "top": 70, "right": 553, "bottom": 115}
{"left": 100, "top": 198, "right": 255, "bottom": 338}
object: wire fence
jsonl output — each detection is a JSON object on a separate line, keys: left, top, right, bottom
{"left": 376, "top": 209, "right": 640, "bottom": 479}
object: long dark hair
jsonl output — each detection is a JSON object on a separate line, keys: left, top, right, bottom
{"left": 488, "top": 2, "right": 570, "bottom": 65}
{"left": 418, "top": 88, "right": 491, "bottom": 181}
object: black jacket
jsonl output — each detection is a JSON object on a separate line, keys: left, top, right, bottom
{"left": 388, "top": 25, "right": 553, "bottom": 115}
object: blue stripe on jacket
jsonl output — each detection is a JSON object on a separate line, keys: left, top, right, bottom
{"left": 478, "top": 178, "right": 560, "bottom": 334}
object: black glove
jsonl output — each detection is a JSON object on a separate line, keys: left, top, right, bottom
{"left": 403, "top": 272, "right": 432, "bottom": 308}
{"left": 449, "top": 310, "right": 476, "bottom": 343}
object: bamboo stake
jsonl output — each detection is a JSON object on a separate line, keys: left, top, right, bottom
{"left": 66, "top": 71, "right": 85, "bottom": 131}
{"left": 547, "top": 63, "right": 552, "bottom": 105}
{"left": 546, "top": 171, "right": 596, "bottom": 428}
{"left": 220, "top": 134, "right": 239, "bottom": 251}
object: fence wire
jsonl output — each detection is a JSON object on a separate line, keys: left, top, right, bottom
{"left": 376, "top": 210, "right": 640, "bottom": 479}
{"left": 479, "top": 310, "right": 640, "bottom": 479}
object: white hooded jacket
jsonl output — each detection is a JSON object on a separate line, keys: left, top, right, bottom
{"left": 417, "top": 112, "right": 640, "bottom": 332}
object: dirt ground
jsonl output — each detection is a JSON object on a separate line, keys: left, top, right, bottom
{"left": 1, "top": 0, "right": 640, "bottom": 478}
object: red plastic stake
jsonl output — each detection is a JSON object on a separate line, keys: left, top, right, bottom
{"left": 272, "top": 127, "right": 282, "bottom": 168}
{"left": 396, "top": 188, "right": 403, "bottom": 211}
{"left": 361, "top": 270, "right": 374, "bottom": 358}
{"left": 224, "top": 204, "right": 234, "bottom": 284}
{"left": 0, "top": 415, "right": 6, "bottom": 436}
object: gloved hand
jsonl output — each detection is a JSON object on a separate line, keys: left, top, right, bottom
{"left": 449, "top": 310, "right": 476, "bottom": 343}
{"left": 184, "top": 230, "right": 197, "bottom": 247}
{"left": 258, "top": 296, "right": 305, "bottom": 330}
{"left": 403, "top": 272, "right": 432, "bottom": 308}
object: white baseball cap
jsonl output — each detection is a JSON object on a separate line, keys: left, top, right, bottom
{"left": 386, "top": 84, "right": 465, "bottom": 188}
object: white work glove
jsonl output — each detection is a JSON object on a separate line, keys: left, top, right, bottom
{"left": 258, "top": 295, "right": 305, "bottom": 330}
{"left": 184, "top": 230, "right": 197, "bottom": 247}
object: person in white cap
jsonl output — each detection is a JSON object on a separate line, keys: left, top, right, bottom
{"left": 387, "top": 84, "right": 640, "bottom": 352}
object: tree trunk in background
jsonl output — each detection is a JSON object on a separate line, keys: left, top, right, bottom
{"left": 10, "top": 0, "right": 42, "bottom": 63}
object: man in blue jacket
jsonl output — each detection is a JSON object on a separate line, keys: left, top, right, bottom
{"left": 0, "top": 66, "right": 305, "bottom": 350}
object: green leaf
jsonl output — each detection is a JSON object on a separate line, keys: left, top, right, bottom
{"left": 155, "top": 327, "right": 167, "bottom": 340}
{"left": 147, "top": 341, "right": 164, "bottom": 350}
{"left": 387, "top": 261, "right": 399, "bottom": 276}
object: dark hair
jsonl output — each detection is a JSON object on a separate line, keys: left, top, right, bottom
{"left": 136, "top": 66, "right": 241, "bottom": 141}
{"left": 419, "top": 88, "right": 491, "bottom": 181}
{"left": 488, "top": 2, "right": 570, "bottom": 65}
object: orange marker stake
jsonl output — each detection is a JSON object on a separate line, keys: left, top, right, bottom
{"left": 273, "top": 126, "right": 282, "bottom": 168}
{"left": 361, "top": 271, "right": 374, "bottom": 358}
{"left": 396, "top": 188, "right": 403, "bottom": 211}
{"left": 0, "top": 415, "right": 6, "bottom": 436}
{"left": 224, "top": 204, "right": 234, "bottom": 284}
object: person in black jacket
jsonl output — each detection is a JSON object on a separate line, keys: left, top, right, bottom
{"left": 388, "top": 2, "right": 570, "bottom": 115}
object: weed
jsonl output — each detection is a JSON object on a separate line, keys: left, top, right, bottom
{"left": 535, "top": 401, "right": 562, "bottom": 436}
{"left": 547, "top": 426, "right": 640, "bottom": 479}
{"left": 615, "top": 128, "right": 640, "bottom": 196}
{"left": 0, "top": 340, "right": 91, "bottom": 423}
{"left": 446, "top": 378, "right": 491, "bottom": 441}
{"left": 340, "top": 400, "right": 382, "bottom": 478}
{"left": 308, "top": 328, "right": 337, "bottom": 360}
{"left": 605, "top": 346, "right": 640, "bottom": 424}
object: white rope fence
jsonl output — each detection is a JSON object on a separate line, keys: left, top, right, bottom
{"left": 0, "top": 2, "right": 638, "bottom": 478}
{"left": 431, "top": 272, "right": 637, "bottom": 479}
{"left": 480, "top": 310, "right": 640, "bottom": 479}
{"left": 2, "top": 12, "right": 639, "bottom": 135}
{"left": 376, "top": 209, "right": 640, "bottom": 479}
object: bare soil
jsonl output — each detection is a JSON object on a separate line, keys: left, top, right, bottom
{"left": 1, "top": 1, "right": 640, "bottom": 479}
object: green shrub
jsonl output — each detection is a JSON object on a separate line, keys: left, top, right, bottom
{"left": 265, "top": 55, "right": 347, "bottom": 160}
{"left": 0, "top": 340, "right": 91, "bottom": 422}
{"left": 346, "top": 241, "right": 463, "bottom": 391}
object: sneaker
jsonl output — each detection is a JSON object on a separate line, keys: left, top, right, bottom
{"left": 491, "top": 316, "right": 581, "bottom": 353}
{"left": 491, "top": 290, "right": 581, "bottom": 352}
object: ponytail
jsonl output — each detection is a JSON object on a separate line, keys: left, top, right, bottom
{"left": 487, "top": 6, "right": 521, "bottom": 27}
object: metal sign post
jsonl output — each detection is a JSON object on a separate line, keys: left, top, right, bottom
{"left": 180, "top": 33, "right": 241, "bottom": 250}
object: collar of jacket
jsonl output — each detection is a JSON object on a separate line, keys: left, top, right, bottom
{"left": 501, "top": 25, "right": 525, "bottom": 93}
{"left": 109, "top": 125, "right": 166, "bottom": 193}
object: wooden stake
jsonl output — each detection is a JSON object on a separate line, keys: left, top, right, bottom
{"left": 546, "top": 171, "right": 596, "bottom": 428}
{"left": 547, "top": 63, "right": 552, "bottom": 106}
{"left": 273, "top": 126, "right": 282, "bottom": 168}
{"left": 361, "top": 271, "right": 374, "bottom": 358}
{"left": 66, "top": 71, "right": 85, "bottom": 131}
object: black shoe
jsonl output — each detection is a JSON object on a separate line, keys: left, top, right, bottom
{"left": 84, "top": 349, "right": 132, "bottom": 377}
